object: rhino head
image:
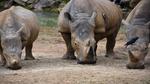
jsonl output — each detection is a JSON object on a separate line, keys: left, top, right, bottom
{"left": 122, "top": 20, "right": 150, "bottom": 69}
{"left": 0, "top": 15, "right": 27, "bottom": 70}
{"left": 64, "top": 12, "right": 97, "bottom": 64}
{"left": 0, "top": 28, "right": 24, "bottom": 70}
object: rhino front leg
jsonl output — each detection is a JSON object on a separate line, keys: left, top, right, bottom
{"left": 25, "top": 44, "right": 35, "bottom": 60}
{"left": 61, "top": 32, "right": 76, "bottom": 60}
{"left": 0, "top": 55, "right": 6, "bottom": 66}
{"left": 105, "top": 32, "right": 119, "bottom": 59}
{"left": 0, "top": 47, "right": 6, "bottom": 66}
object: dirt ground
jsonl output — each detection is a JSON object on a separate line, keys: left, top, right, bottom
{"left": 0, "top": 28, "right": 150, "bottom": 84}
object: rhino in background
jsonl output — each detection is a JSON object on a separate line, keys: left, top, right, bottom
{"left": 58, "top": 0, "right": 122, "bottom": 64}
{"left": 122, "top": 0, "right": 150, "bottom": 69}
{"left": 0, "top": 6, "right": 39, "bottom": 70}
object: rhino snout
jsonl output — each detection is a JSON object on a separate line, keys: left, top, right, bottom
{"left": 126, "top": 62, "right": 145, "bottom": 69}
{"left": 7, "top": 59, "right": 21, "bottom": 70}
{"left": 77, "top": 46, "right": 97, "bottom": 64}
{"left": 77, "top": 59, "right": 96, "bottom": 64}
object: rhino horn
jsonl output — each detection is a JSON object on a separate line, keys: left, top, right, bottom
{"left": 64, "top": 12, "right": 74, "bottom": 22}
{"left": 125, "top": 37, "right": 139, "bottom": 46}
{"left": 145, "top": 21, "right": 150, "bottom": 26}
{"left": 17, "top": 24, "right": 25, "bottom": 34}
{"left": 128, "top": 51, "right": 136, "bottom": 61}
{"left": 128, "top": 50, "right": 140, "bottom": 63}
{"left": 122, "top": 20, "right": 130, "bottom": 26}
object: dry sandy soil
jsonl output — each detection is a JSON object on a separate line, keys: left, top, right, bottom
{"left": 0, "top": 28, "right": 150, "bottom": 84}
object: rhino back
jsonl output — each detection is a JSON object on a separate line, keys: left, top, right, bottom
{"left": 0, "top": 6, "right": 39, "bottom": 44}
{"left": 126, "top": 0, "right": 150, "bottom": 24}
{"left": 58, "top": 0, "right": 122, "bottom": 33}
{"left": 13, "top": 6, "right": 40, "bottom": 43}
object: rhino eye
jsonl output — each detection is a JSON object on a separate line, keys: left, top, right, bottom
{"left": 74, "top": 42, "right": 77, "bottom": 46}
{"left": 21, "top": 38, "right": 27, "bottom": 42}
{"left": 73, "top": 41, "right": 79, "bottom": 47}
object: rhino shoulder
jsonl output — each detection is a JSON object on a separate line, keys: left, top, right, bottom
{"left": 12, "top": 6, "right": 37, "bottom": 20}
{"left": 58, "top": 2, "right": 72, "bottom": 33}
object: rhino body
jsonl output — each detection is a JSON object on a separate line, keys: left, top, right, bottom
{"left": 58, "top": 0, "right": 122, "bottom": 64}
{"left": 122, "top": 0, "right": 150, "bottom": 69}
{"left": 0, "top": 6, "right": 39, "bottom": 70}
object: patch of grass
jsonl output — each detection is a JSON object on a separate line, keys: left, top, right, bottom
{"left": 37, "top": 12, "right": 58, "bottom": 28}
{"left": 119, "top": 25, "right": 126, "bottom": 34}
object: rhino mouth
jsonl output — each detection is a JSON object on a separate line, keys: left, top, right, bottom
{"left": 3, "top": 54, "right": 22, "bottom": 70}
{"left": 77, "top": 47, "right": 96, "bottom": 64}
{"left": 126, "top": 62, "right": 145, "bottom": 69}
{"left": 7, "top": 63, "right": 22, "bottom": 70}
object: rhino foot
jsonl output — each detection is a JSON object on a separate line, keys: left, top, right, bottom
{"left": 62, "top": 53, "right": 76, "bottom": 60}
{"left": 105, "top": 53, "right": 120, "bottom": 59}
{"left": 25, "top": 56, "right": 35, "bottom": 60}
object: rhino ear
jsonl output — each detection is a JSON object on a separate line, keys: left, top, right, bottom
{"left": 64, "top": 12, "right": 74, "bottom": 22}
{"left": 122, "top": 20, "right": 129, "bottom": 26}
{"left": 0, "top": 29, "right": 5, "bottom": 38}
{"left": 89, "top": 12, "right": 97, "bottom": 27}
{"left": 145, "top": 21, "right": 150, "bottom": 26}
{"left": 125, "top": 37, "right": 139, "bottom": 46}
{"left": 17, "top": 24, "right": 29, "bottom": 41}
{"left": 0, "top": 29, "right": 4, "bottom": 35}
{"left": 122, "top": 20, "right": 133, "bottom": 29}
{"left": 17, "top": 24, "right": 24, "bottom": 34}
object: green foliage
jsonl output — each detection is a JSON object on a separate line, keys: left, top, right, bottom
{"left": 61, "top": 0, "right": 70, "bottom": 3}
{"left": 60, "top": 0, "right": 70, "bottom": 3}
{"left": 0, "top": 0, "right": 4, "bottom": 7}
{"left": 37, "top": 12, "right": 58, "bottom": 28}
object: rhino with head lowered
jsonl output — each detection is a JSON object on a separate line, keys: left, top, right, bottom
{"left": 0, "top": 6, "right": 39, "bottom": 70}
{"left": 58, "top": 0, "right": 122, "bottom": 64}
{"left": 122, "top": 0, "right": 150, "bottom": 69}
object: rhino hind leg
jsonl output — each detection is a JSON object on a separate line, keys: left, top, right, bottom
{"left": 25, "top": 44, "right": 35, "bottom": 60}
{"left": 105, "top": 31, "right": 119, "bottom": 59}
{"left": 61, "top": 33, "right": 76, "bottom": 60}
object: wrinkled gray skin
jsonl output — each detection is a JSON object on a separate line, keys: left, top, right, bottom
{"left": 58, "top": 0, "right": 122, "bottom": 64}
{"left": 0, "top": 6, "right": 39, "bottom": 70}
{"left": 122, "top": 0, "right": 150, "bottom": 69}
